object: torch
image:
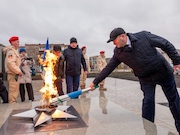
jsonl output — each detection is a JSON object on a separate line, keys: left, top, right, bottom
{"left": 51, "top": 86, "right": 99, "bottom": 104}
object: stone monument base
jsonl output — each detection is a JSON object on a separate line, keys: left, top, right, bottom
{"left": 0, "top": 106, "right": 87, "bottom": 135}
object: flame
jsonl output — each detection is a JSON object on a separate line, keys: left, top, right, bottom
{"left": 39, "top": 50, "right": 58, "bottom": 106}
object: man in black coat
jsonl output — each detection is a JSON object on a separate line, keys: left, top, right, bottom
{"left": 90, "top": 28, "right": 180, "bottom": 133}
{"left": 53, "top": 45, "right": 65, "bottom": 96}
{"left": 64, "top": 37, "right": 87, "bottom": 94}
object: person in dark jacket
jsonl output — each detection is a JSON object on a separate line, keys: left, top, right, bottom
{"left": 90, "top": 27, "right": 180, "bottom": 133}
{"left": 64, "top": 37, "right": 87, "bottom": 94}
{"left": 53, "top": 45, "right": 65, "bottom": 96}
{"left": 0, "top": 72, "right": 8, "bottom": 103}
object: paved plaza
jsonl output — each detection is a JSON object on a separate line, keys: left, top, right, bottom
{"left": 15, "top": 77, "right": 180, "bottom": 134}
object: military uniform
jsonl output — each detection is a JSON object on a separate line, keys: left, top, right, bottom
{"left": 97, "top": 52, "right": 107, "bottom": 90}
{"left": 80, "top": 53, "right": 90, "bottom": 89}
{"left": 3, "top": 46, "right": 21, "bottom": 103}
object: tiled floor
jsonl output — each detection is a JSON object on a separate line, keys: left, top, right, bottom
{"left": 86, "top": 77, "right": 180, "bottom": 135}
{"left": 16, "top": 77, "right": 180, "bottom": 135}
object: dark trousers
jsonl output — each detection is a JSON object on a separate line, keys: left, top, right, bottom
{"left": 54, "top": 80, "right": 64, "bottom": 96}
{"left": 140, "top": 74, "right": 180, "bottom": 133}
{"left": 66, "top": 75, "right": 80, "bottom": 94}
{"left": 19, "top": 83, "right": 34, "bottom": 102}
{"left": 0, "top": 89, "right": 8, "bottom": 103}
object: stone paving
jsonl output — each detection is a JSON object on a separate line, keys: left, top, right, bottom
{"left": 16, "top": 77, "right": 180, "bottom": 135}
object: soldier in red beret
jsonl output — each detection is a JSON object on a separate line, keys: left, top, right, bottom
{"left": 3, "top": 36, "right": 22, "bottom": 103}
{"left": 97, "top": 51, "right": 107, "bottom": 90}
{"left": 80, "top": 46, "right": 91, "bottom": 89}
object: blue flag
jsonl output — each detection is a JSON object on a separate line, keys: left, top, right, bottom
{"left": 43, "top": 38, "right": 50, "bottom": 60}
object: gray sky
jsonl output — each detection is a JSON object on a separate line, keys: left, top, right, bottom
{"left": 0, "top": 0, "right": 180, "bottom": 57}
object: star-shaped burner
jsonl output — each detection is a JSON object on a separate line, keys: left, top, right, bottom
{"left": 12, "top": 105, "right": 77, "bottom": 127}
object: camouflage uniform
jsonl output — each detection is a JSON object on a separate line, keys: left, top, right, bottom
{"left": 80, "top": 53, "right": 90, "bottom": 89}
{"left": 97, "top": 54, "right": 107, "bottom": 90}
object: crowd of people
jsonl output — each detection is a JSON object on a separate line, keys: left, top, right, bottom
{"left": 0, "top": 36, "right": 107, "bottom": 103}
{"left": 1, "top": 27, "right": 180, "bottom": 133}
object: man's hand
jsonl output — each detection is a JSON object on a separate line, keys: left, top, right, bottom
{"left": 84, "top": 71, "right": 88, "bottom": 75}
{"left": 18, "top": 71, "right": 23, "bottom": 76}
{"left": 22, "top": 62, "right": 25, "bottom": 66}
{"left": 90, "top": 83, "right": 95, "bottom": 91}
{"left": 21, "top": 57, "right": 25, "bottom": 60}
{"left": 61, "top": 78, "right": 65, "bottom": 82}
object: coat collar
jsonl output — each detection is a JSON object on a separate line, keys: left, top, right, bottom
{"left": 127, "top": 33, "right": 138, "bottom": 42}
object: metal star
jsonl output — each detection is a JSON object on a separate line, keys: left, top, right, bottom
{"left": 12, "top": 106, "right": 77, "bottom": 127}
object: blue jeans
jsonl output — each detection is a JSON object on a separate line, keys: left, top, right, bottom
{"left": 66, "top": 75, "right": 80, "bottom": 94}
{"left": 140, "top": 74, "right": 180, "bottom": 132}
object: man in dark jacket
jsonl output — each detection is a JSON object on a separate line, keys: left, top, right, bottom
{"left": 64, "top": 37, "right": 87, "bottom": 94}
{"left": 0, "top": 72, "right": 8, "bottom": 103}
{"left": 90, "top": 27, "right": 180, "bottom": 133}
{"left": 53, "top": 45, "right": 65, "bottom": 96}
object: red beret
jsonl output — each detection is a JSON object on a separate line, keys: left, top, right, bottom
{"left": 81, "top": 46, "right": 86, "bottom": 49}
{"left": 100, "top": 51, "right": 105, "bottom": 54}
{"left": 9, "top": 36, "right": 19, "bottom": 43}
